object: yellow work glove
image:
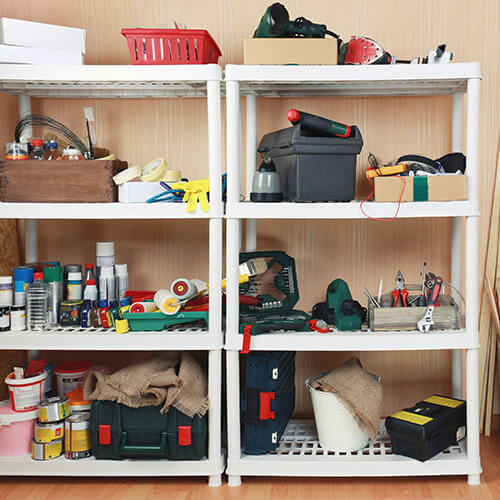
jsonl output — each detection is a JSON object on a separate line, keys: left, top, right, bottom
{"left": 172, "top": 179, "right": 210, "bottom": 212}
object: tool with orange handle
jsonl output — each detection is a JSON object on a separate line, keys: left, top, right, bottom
{"left": 392, "top": 270, "right": 409, "bottom": 307}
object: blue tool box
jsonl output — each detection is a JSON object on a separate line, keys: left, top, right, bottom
{"left": 241, "top": 351, "right": 296, "bottom": 454}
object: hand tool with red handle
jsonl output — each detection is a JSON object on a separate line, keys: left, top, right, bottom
{"left": 417, "top": 276, "right": 443, "bottom": 333}
{"left": 392, "top": 270, "right": 409, "bottom": 307}
{"left": 287, "top": 109, "right": 353, "bottom": 138}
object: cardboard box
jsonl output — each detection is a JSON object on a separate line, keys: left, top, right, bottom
{"left": 0, "top": 17, "right": 86, "bottom": 54}
{"left": 0, "top": 44, "right": 84, "bottom": 65}
{"left": 243, "top": 38, "right": 338, "bottom": 65}
{"left": 374, "top": 174, "right": 468, "bottom": 202}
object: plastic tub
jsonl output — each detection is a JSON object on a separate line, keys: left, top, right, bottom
{"left": 5, "top": 371, "right": 48, "bottom": 412}
{"left": 306, "top": 373, "right": 369, "bottom": 452}
{"left": 54, "top": 361, "right": 91, "bottom": 397}
{"left": 0, "top": 400, "right": 38, "bottom": 455}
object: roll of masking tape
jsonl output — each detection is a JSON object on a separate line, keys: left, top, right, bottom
{"left": 154, "top": 289, "right": 181, "bottom": 315}
{"left": 141, "top": 158, "right": 167, "bottom": 182}
{"left": 161, "top": 170, "right": 182, "bottom": 183}
{"left": 112, "top": 165, "right": 142, "bottom": 185}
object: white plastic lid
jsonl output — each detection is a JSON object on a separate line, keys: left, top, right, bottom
{"left": 68, "top": 272, "right": 81, "bottom": 281}
{"left": 114, "top": 264, "right": 128, "bottom": 275}
{"left": 0, "top": 276, "right": 12, "bottom": 284}
{"left": 100, "top": 265, "right": 114, "bottom": 277}
{"left": 96, "top": 241, "right": 115, "bottom": 256}
{"left": 63, "top": 148, "right": 82, "bottom": 155}
{"left": 0, "top": 400, "right": 38, "bottom": 425}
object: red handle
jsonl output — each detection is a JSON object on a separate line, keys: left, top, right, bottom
{"left": 392, "top": 289, "right": 399, "bottom": 307}
{"left": 428, "top": 277, "right": 443, "bottom": 306}
{"left": 401, "top": 289, "right": 409, "bottom": 307}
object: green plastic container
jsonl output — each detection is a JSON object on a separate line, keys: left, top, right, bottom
{"left": 123, "top": 310, "right": 209, "bottom": 331}
{"left": 89, "top": 401, "right": 208, "bottom": 460}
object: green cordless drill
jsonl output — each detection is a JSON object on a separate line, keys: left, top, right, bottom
{"left": 253, "top": 2, "right": 339, "bottom": 40}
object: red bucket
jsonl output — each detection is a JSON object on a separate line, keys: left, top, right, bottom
{"left": 121, "top": 28, "right": 221, "bottom": 65}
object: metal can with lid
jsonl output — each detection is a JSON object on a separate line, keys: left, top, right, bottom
{"left": 59, "top": 299, "right": 83, "bottom": 327}
{"left": 64, "top": 413, "right": 91, "bottom": 459}
{"left": 0, "top": 306, "right": 10, "bottom": 331}
{"left": 10, "top": 304, "right": 26, "bottom": 331}
{"left": 38, "top": 396, "right": 70, "bottom": 423}
{"left": 32, "top": 438, "right": 63, "bottom": 460}
{"left": 34, "top": 420, "right": 65, "bottom": 443}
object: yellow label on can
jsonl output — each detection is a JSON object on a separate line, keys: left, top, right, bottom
{"left": 390, "top": 410, "right": 433, "bottom": 426}
{"left": 35, "top": 426, "right": 64, "bottom": 443}
{"left": 65, "top": 429, "right": 91, "bottom": 453}
{"left": 38, "top": 407, "right": 49, "bottom": 422}
{"left": 424, "top": 395, "right": 464, "bottom": 408}
{"left": 32, "top": 440, "right": 63, "bottom": 460}
{"left": 59, "top": 401, "right": 70, "bottom": 419}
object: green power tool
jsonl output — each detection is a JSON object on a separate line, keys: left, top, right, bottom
{"left": 312, "top": 279, "right": 367, "bottom": 331}
{"left": 253, "top": 2, "right": 340, "bottom": 42}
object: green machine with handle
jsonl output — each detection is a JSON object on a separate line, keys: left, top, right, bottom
{"left": 253, "top": 2, "right": 340, "bottom": 42}
{"left": 313, "top": 279, "right": 367, "bottom": 331}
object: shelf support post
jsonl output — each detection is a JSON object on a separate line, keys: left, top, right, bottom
{"left": 207, "top": 348, "right": 222, "bottom": 487}
{"left": 226, "top": 349, "right": 242, "bottom": 487}
{"left": 245, "top": 94, "right": 258, "bottom": 251}
{"left": 451, "top": 91, "right": 465, "bottom": 398}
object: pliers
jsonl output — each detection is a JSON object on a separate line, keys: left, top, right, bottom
{"left": 392, "top": 270, "right": 409, "bottom": 307}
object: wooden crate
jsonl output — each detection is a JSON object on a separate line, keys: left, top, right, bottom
{"left": 0, "top": 160, "right": 127, "bottom": 202}
{"left": 369, "top": 294, "right": 461, "bottom": 331}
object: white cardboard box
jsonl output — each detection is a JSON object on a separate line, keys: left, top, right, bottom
{"left": 0, "top": 44, "right": 84, "bottom": 65}
{"left": 0, "top": 17, "right": 86, "bottom": 54}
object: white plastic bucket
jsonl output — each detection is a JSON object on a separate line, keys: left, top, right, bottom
{"left": 5, "top": 371, "right": 48, "bottom": 412}
{"left": 0, "top": 400, "right": 38, "bottom": 455}
{"left": 54, "top": 361, "right": 90, "bottom": 397}
{"left": 306, "top": 373, "right": 369, "bottom": 452}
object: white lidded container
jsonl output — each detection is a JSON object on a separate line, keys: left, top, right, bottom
{"left": 0, "top": 276, "right": 13, "bottom": 307}
{"left": 306, "top": 373, "right": 369, "bottom": 452}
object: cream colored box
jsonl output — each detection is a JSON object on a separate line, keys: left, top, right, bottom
{"left": 374, "top": 175, "right": 468, "bottom": 202}
{"left": 243, "top": 38, "right": 338, "bottom": 65}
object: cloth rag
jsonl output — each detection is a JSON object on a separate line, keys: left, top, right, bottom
{"left": 310, "top": 357, "right": 382, "bottom": 441}
{"left": 83, "top": 352, "right": 208, "bottom": 418}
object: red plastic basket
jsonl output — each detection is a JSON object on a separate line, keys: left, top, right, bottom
{"left": 121, "top": 28, "right": 221, "bottom": 65}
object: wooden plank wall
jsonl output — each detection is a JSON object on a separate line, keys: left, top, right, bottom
{"left": 0, "top": 0, "right": 499, "bottom": 416}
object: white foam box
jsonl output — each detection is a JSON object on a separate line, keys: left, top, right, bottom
{"left": 119, "top": 182, "right": 165, "bottom": 203}
{"left": 0, "top": 44, "right": 84, "bottom": 65}
{"left": 0, "top": 17, "right": 86, "bottom": 53}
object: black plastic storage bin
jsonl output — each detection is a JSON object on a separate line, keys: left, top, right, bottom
{"left": 385, "top": 395, "right": 466, "bottom": 462}
{"left": 241, "top": 351, "right": 296, "bottom": 455}
{"left": 89, "top": 401, "right": 208, "bottom": 460}
{"left": 258, "top": 124, "right": 363, "bottom": 202}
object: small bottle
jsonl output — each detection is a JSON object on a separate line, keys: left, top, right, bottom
{"left": 109, "top": 300, "right": 120, "bottom": 323}
{"left": 43, "top": 140, "right": 61, "bottom": 160}
{"left": 81, "top": 300, "right": 92, "bottom": 328}
{"left": 84, "top": 262, "right": 96, "bottom": 284}
{"left": 99, "top": 300, "right": 111, "bottom": 328}
{"left": 30, "top": 139, "right": 44, "bottom": 160}
{"left": 83, "top": 278, "right": 98, "bottom": 301}
{"left": 27, "top": 272, "right": 50, "bottom": 331}
{"left": 67, "top": 272, "right": 83, "bottom": 300}
{"left": 61, "top": 148, "right": 85, "bottom": 160}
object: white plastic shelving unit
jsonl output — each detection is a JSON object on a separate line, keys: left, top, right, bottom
{"left": 0, "top": 64, "right": 224, "bottom": 485}
{"left": 224, "top": 63, "right": 482, "bottom": 486}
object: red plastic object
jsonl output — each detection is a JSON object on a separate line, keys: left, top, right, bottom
{"left": 178, "top": 426, "right": 192, "bottom": 446}
{"left": 99, "top": 425, "right": 111, "bottom": 445}
{"left": 259, "top": 392, "right": 276, "bottom": 420}
{"left": 121, "top": 28, "right": 221, "bottom": 65}
{"left": 125, "top": 290, "right": 155, "bottom": 302}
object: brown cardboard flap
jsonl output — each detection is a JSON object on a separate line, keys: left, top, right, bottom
{"left": 374, "top": 177, "right": 413, "bottom": 202}
{"left": 244, "top": 39, "right": 338, "bottom": 65}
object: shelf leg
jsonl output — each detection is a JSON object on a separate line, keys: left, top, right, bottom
{"left": 466, "top": 348, "right": 481, "bottom": 485}
{"left": 226, "top": 80, "right": 241, "bottom": 206}
{"left": 451, "top": 91, "right": 465, "bottom": 398}
{"left": 208, "top": 218, "right": 222, "bottom": 342}
{"left": 226, "top": 349, "right": 242, "bottom": 486}
{"left": 245, "top": 95, "right": 258, "bottom": 252}
{"left": 206, "top": 79, "right": 222, "bottom": 215}
{"left": 207, "top": 348, "right": 222, "bottom": 487}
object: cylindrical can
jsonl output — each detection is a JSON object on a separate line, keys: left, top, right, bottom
{"left": 44, "top": 266, "right": 63, "bottom": 326}
{"left": 114, "top": 264, "right": 128, "bottom": 301}
{"left": 10, "top": 304, "right": 26, "bottom": 331}
{"left": 63, "top": 264, "right": 82, "bottom": 299}
{"left": 59, "top": 299, "right": 83, "bottom": 327}
{"left": 32, "top": 438, "right": 63, "bottom": 460}
{"left": 38, "top": 396, "right": 70, "bottom": 423}
{"left": 65, "top": 414, "right": 91, "bottom": 459}
{"left": 14, "top": 265, "right": 35, "bottom": 306}
{"left": 0, "top": 306, "right": 10, "bottom": 331}
{"left": 0, "top": 276, "right": 13, "bottom": 307}
{"left": 34, "top": 420, "right": 64, "bottom": 443}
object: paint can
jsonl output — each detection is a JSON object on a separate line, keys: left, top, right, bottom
{"left": 10, "top": 305, "right": 26, "bottom": 331}
{"left": 38, "top": 396, "right": 70, "bottom": 423}
{"left": 32, "top": 438, "right": 63, "bottom": 460}
{"left": 64, "top": 414, "right": 91, "bottom": 459}
{"left": 0, "top": 306, "right": 9, "bottom": 331}
{"left": 14, "top": 265, "right": 34, "bottom": 306}
{"left": 59, "top": 299, "right": 83, "bottom": 327}
{"left": 34, "top": 420, "right": 64, "bottom": 443}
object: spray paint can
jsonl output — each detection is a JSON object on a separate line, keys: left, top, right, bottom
{"left": 44, "top": 266, "right": 63, "bottom": 326}
{"left": 114, "top": 264, "right": 128, "bottom": 301}
{"left": 99, "top": 266, "right": 115, "bottom": 302}
{"left": 14, "top": 265, "right": 34, "bottom": 306}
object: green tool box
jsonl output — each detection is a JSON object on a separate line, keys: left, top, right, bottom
{"left": 89, "top": 401, "right": 208, "bottom": 460}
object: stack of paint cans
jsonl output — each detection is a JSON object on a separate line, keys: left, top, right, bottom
{"left": 65, "top": 387, "right": 92, "bottom": 459}
{"left": 32, "top": 396, "right": 69, "bottom": 461}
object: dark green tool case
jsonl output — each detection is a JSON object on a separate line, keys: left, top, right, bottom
{"left": 90, "top": 401, "right": 208, "bottom": 460}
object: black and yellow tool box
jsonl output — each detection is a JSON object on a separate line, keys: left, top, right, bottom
{"left": 241, "top": 351, "right": 296, "bottom": 455}
{"left": 385, "top": 395, "right": 466, "bottom": 462}
{"left": 89, "top": 401, "right": 208, "bottom": 460}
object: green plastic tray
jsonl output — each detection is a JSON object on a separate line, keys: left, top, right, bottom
{"left": 123, "top": 310, "right": 209, "bottom": 331}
